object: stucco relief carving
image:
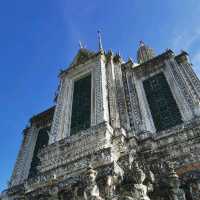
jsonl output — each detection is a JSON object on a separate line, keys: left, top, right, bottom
{"left": 166, "top": 162, "right": 186, "bottom": 200}
{"left": 84, "top": 166, "right": 104, "bottom": 200}
{"left": 4, "top": 48, "right": 200, "bottom": 200}
{"left": 105, "top": 162, "right": 124, "bottom": 199}
{"left": 120, "top": 160, "right": 153, "bottom": 200}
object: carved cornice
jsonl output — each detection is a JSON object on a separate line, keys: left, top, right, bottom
{"left": 30, "top": 106, "right": 55, "bottom": 128}
{"left": 38, "top": 123, "right": 114, "bottom": 173}
{"left": 175, "top": 51, "right": 189, "bottom": 64}
{"left": 139, "top": 121, "right": 200, "bottom": 165}
{"left": 59, "top": 48, "right": 97, "bottom": 78}
{"left": 135, "top": 49, "right": 174, "bottom": 68}
{"left": 121, "top": 58, "right": 134, "bottom": 71}
{"left": 5, "top": 120, "right": 200, "bottom": 199}
{"left": 70, "top": 49, "right": 96, "bottom": 66}
{"left": 113, "top": 53, "right": 123, "bottom": 64}
{"left": 121, "top": 50, "right": 174, "bottom": 79}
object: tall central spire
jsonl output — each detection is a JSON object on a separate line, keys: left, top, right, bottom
{"left": 137, "top": 41, "right": 156, "bottom": 64}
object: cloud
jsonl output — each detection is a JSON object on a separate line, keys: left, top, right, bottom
{"left": 170, "top": 25, "right": 200, "bottom": 77}
{"left": 192, "top": 52, "right": 200, "bottom": 66}
{"left": 60, "top": 1, "right": 98, "bottom": 50}
{"left": 192, "top": 52, "right": 200, "bottom": 77}
{"left": 170, "top": 1, "right": 200, "bottom": 53}
{"left": 171, "top": 28, "right": 200, "bottom": 52}
{"left": 170, "top": 24, "right": 200, "bottom": 78}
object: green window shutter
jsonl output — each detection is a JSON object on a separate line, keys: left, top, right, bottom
{"left": 70, "top": 74, "right": 91, "bottom": 135}
{"left": 143, "top": 72, "right": 182, "bottom": 131}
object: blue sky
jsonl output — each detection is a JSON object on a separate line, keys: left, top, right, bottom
{"left": 0, "top": 0, "right": 200, "bottom": 192}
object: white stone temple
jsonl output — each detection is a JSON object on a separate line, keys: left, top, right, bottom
{"left": 1, "top": 40, "right": 200, "bottom": 200}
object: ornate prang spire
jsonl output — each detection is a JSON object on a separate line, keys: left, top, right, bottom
{"left": 137, "top": 41, "right": 156, "bottom": 64}
{"left": 107, "top": 49, "right": 113, "bottom": 61}
{"left": 97, "top": 30, "right": 103, "bottom": 51}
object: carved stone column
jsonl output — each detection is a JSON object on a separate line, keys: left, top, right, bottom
{"left": 113, "top": 54, "right": 131, "bottom": 131}
{"left": 175, "top": 52, "right": 200, "bottom": 100}
{"left": 167, "top": 162, "right": 186, "bottom": 200}
{"left": 106, "top": 51, "right": 120, "bottom": 129}
{"left": 121, "top": 61, "right": 144, "bottom": 134}
{"left": 165, "top": 58, "right": 197, "bottom": 118}
{"left": 10, "top": 125, "right": 38, "bottom": 186}
{"left": 49, "top": 77, "right": 71, "bottom": 143}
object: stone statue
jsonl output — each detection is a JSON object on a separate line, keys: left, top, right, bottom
{"left": 132, "top": 161, "right": 150, "bottom": 200}
{"left": 167, "top": 162, "right": 186, "bottom": 200}
{"left": 106, "top": 175, "right": 118, "bottom": 200}
{"left": 128, "top": 149, "right": 137, "bottom": 167}
{"left": 145, "top": 169, "right": 155, "bottom": 195}
{"left": 189, "top": 181, "right": 200, "bottom": 200}
{"left": 84, "top": 165, "right": 104, "bottom": 200}
{"left": 105, "top": 162, "right": 124, "bottom": 200}
{"left": 73, "top": 186, "right": 79, "bottom": 200}
{"left": 121, "top": 160, "right": 151, "bottom": 200}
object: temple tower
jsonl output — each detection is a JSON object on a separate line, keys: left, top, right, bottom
{"left": 2, "top": 41, "right": 200, "bottom": 200}
{"left": 137, "top": 41, "right": 156, "bottom": 64}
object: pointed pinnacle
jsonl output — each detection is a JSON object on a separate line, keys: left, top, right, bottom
{"left": 97, "top": 30, "right": 103, "bottom": 50}
{"left": 139, "top": 40, "right": 145, "bottom": 47}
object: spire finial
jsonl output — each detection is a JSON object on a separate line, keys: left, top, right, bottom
{"left": 79, "top": 40, "right": 83, "bottom": 49}
{"left": 139, "top": 40, "right": 145, "bottom": 47}
{"left": 97, "top": 30, "right": 103, "bottom": 50}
